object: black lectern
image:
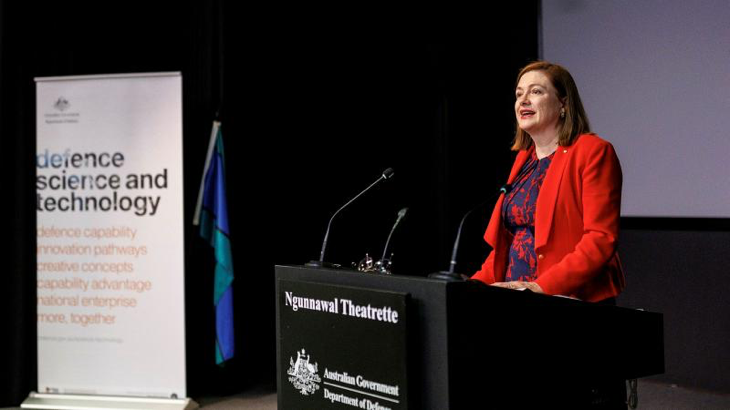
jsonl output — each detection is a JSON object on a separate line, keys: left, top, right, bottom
{"left": 275, "top": 265, "right": 664, "bottom": 409}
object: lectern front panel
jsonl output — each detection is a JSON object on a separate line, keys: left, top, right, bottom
{"left": 278, "top": 278, "right": 409, "bottom": 410}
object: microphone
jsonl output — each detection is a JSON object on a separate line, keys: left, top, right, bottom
{"left": 429, "top": 161, "right": 536, "bottom": 281}
{"left": 306, "top": 168, "right": 394, "bottom": 268}
{"left": 376, "top": 207, "right": 409, "bottom": 273}
{"left": 498, "top": 158, "right": 537, "bottom": 200}
{"left": 427, "top": 194, "right": 499, "bottom": 281}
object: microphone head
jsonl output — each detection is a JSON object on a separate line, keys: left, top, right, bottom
{"left": 382, "top": 168, "right": 394, "bottom": 179}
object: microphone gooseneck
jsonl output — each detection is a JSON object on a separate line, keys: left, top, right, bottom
{"left": 448, "top": 199, "right": 491, "bottom": 274}
{"left": 312, "top": 168, "right": 394, "bottom": 267}
{"left": 498, "top": 157, "right": 538, "bottom": 198}
{"left": 431, "top": 157, "right": 537, "bottom": 281}
{"left": 380, "top": 207, "right": 408, "bottom": 262}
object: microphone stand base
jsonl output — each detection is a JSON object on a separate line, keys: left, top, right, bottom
{"left": 428, "top": 271, "right": 465, "bottom": 282}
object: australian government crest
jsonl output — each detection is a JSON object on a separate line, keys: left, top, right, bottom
{"left": 45, "top": 96, "right": 79, "bottom": 124}
{"left": 288, "top": 349, "right": 321, "bottom": 396}
{"left": 53, "top": 96, "right": 70, "bottom": 112}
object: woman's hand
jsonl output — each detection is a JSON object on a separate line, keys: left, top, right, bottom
{"left": 491, "top": 281, "right": 544, "bottom": 293}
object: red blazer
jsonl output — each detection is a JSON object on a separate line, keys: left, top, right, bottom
{"left": 471, "top": 134, "right": 625, "bottom": 302}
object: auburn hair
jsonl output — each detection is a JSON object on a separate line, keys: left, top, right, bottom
{"left": 511, "top": 61, "right": 592, "bottom": 151}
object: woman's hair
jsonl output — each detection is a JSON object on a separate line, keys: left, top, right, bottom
{"left": 511, "top": 61, "right": 592, "bottom": 151}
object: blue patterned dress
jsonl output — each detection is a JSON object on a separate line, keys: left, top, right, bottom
{"left": 502, "top": 150, "right": 554, "bottom": 281}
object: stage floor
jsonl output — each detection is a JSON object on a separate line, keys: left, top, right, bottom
{"left": 194, "top": 380, "right": 730, "bottom": 410}
{"left": 4, "top": 380, "right": 730, "bottom": 409}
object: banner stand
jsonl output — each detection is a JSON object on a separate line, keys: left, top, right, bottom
{"left": 30, "top": 73, "right": 193, "bottom": 410}
{"left": 21, "top": 392, "right": 198, "bottom": 410}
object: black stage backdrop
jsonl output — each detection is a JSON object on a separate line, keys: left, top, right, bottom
{"left": 0, "top": 1, "right": 539, "bottom": 405}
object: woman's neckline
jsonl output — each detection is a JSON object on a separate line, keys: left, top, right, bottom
{"left": 532, "top": 147, "right": 557, "bottom": 161}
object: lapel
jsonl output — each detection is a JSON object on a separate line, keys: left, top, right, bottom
{"left": 485, "top": 149, "right": 529, "bottom": 245}
{"left": 508, "top": 149, "right": 531, "bottom": 185}
{"left": 534, "top": 146, "right": 570, "bottom": 248}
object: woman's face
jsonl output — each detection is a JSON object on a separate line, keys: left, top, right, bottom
{"left": 514, "top": 70, "right": 564, "bottom": 138}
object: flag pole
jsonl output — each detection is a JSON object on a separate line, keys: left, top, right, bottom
{"left": 193, "top": 121, "right": 221, "bottom": 225}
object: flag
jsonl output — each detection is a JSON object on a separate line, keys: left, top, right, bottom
{"left": 193, "top": 121, "right": 234, "bottom": 365}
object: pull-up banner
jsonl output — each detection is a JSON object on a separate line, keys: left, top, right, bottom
{"left": 35, "top": 73, "right": 186, "bottom": 398}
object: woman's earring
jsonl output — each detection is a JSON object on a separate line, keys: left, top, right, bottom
{"left": 560, "top": 108, "right": 565, "bottom": 118}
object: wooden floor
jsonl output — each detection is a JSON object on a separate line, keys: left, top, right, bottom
{"left": 4, "top": 380, "right": 730, "bottom": 409}
{"left": 197, "top": 384, "right": 276, "bottom": 410}
{"left": 194, "top": 380, "right": 730, "bottom": 409}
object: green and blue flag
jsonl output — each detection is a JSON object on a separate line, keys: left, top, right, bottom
{"left": 194, "top": 121, "right": 234, "bottom": 365}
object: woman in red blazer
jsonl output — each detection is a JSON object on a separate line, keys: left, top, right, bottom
{"left": 471, "top": 61, "right": 625, "bottom": 303}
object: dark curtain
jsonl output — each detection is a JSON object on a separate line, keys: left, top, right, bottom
{"left": 0, "top": 1, "right": 539, "bottom": 405}
{"left": 0, "top": 0, "right": 38, "bottom": 404}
